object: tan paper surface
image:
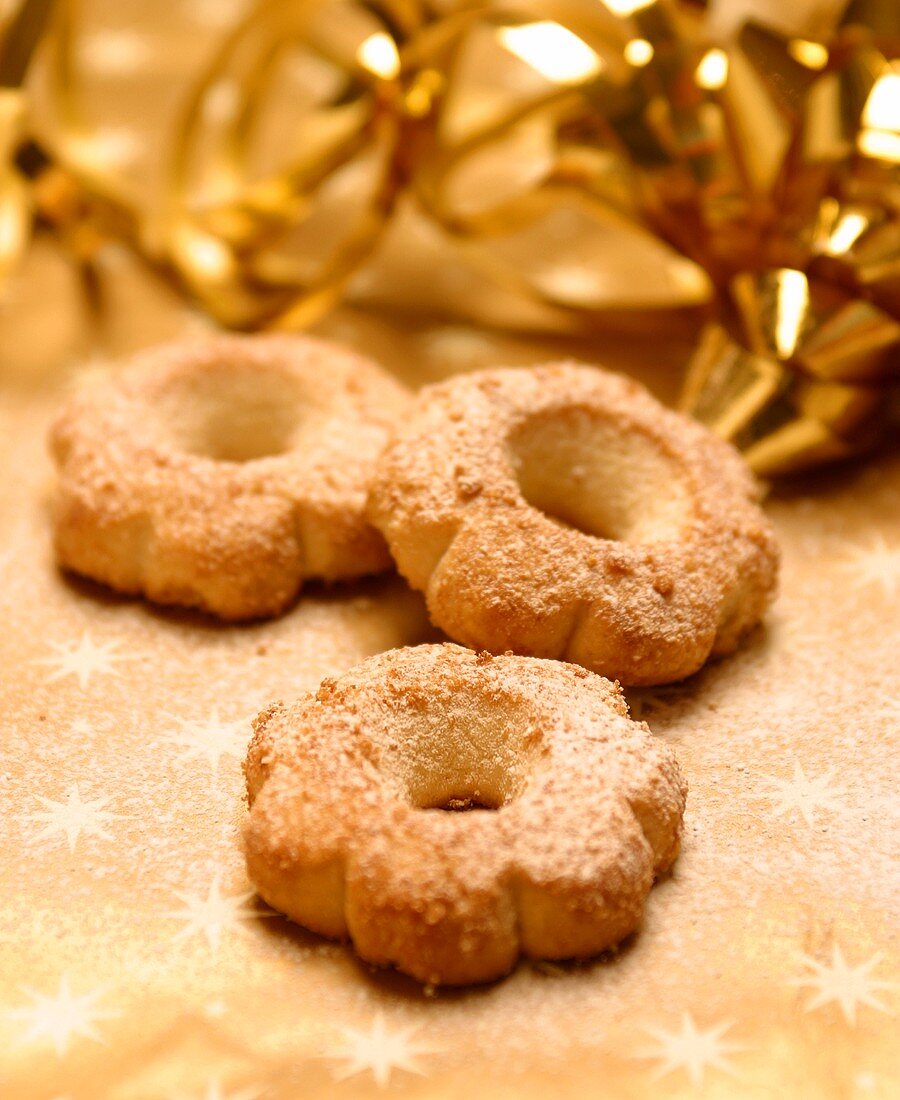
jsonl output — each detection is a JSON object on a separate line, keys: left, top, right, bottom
{"left": 0, "top": 239, "right": 897, "bottom": 1099}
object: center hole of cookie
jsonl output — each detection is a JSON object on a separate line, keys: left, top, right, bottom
{"left": 508, "top": 406, "right": 690, "bottom": 543}
{"left": 384, "top": 685, "right": 541, "bottom": 813}
{"left": 153, "top": 362, "right": 308, "bottom": 462}
{"left": 423, "top": 795, "right": 501, "bottom": 813}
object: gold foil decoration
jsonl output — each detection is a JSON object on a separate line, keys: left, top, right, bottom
{"left": 0, "top": 87, "right": 29, "bottom": 282}
{"left": 161, "top": 0, "right": 418, "bottom": 330}
{"left": 676, "top": 1, "right": 900, "bottom": 474}
{"left": 681, "top": 271, "right": 894, "bottom": 476}
{"left": 0, "top": 0, "right": 58, "bottom": 282}
{"left": 3, "top": 0, "right": 899, "bottom": 472}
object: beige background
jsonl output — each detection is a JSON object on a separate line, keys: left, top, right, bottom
{"left": 0, "top": 230, "right": 897, "bottom": 1099}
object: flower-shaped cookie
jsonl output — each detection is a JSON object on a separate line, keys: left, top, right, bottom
{"left": 51, "top": 335, "right": 409, "bottom": 619}
{"left": 243, "top": 644, "right": 687, "bottom": 985}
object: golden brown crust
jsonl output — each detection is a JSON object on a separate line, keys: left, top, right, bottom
{"left": 50, "top": 335, "right": 410, "bottom": 620}
{"left": 368, "top": 364, "right": 779, "bottom": 684}
{"left": 242, "top": 643, "right": 687, "bottom": 985}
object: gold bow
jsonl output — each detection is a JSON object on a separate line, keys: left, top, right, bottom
{"left": 3, "top": 0, "right": 898, "bottom": 474}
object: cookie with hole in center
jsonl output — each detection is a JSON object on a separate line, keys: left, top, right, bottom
{"left": 50, "top": 335, "right": 410, "bottom": 620}
{"left": 243, "top": 643, "right": 687, "bottom": 986}
{"left": 367, "top": 364, "right": 778, "bottom": 684}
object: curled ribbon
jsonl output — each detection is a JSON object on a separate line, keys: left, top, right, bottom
{"left": 4, "top": 0, "right": 899, "bottom": 473}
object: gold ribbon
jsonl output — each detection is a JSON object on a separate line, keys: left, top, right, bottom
{"left": 3, "top": 0, "right": 899, "bottom": 472}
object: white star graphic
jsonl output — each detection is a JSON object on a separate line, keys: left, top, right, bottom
{"left": 22, "top": 783, "right": 123, "bottom": 852}
{"left": 8, "top": 975, "right": 118, "bottom": 1056}
{"left": 760, "top": 762, "right": 844, "bottom": 827}
{"left": 66, "top": 717, "right": 96, "bottom": 739}
{"left": 789, "top": 945, "right": 895, "bottom": 1026}
{"left": 160, "top": 711, "right": 250, "bottom": 776}
{"left": 328, "top": 1013, "right": 433, "bottom": 1089}
{"left": 839, "top": 534, "right": 900, "bottom": 600}
{"left": 164, "top": 877, "right": 265, "bottom": 952}
{"left": 637, "top": 1013, "right": 743, "bottom": 1087}
{"left": 34, "top": 633, "right": 130, "bottom": 690}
